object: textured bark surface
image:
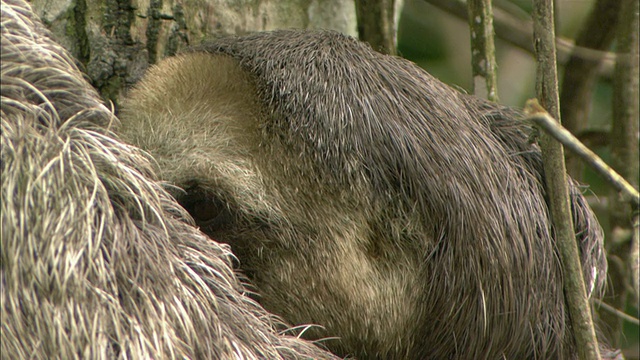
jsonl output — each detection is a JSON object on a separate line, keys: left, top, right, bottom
{"left": 533, "top": 0, "right": 601, "bottom": 358}
{"left": 467, "top": 0, "right": 498, "bottom": 101}
{"left": 355, "top": 0, "right": 397, "bottom": 55}
{"left": 30, "top": 0, "right": 357, "bottom": 108}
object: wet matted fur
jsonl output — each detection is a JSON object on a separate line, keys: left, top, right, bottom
{"left": 0, "top": 1, "right": 338, "bottom": 358}
{"left": 119, "top": 31, "right": 607, "bottom": 359}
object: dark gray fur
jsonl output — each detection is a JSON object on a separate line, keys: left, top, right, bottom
{"left": 121, "top": 30, "right": 606, "bottom": 359}
{"left": 0, "top": 2, "right": 338, "bottom": 359}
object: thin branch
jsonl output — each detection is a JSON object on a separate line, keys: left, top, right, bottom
{"left": 525, "top": 107, "right": 640, "bottom": 208}
{"left": 467, "top": 0, "right": 499, "bottom": 101}
{"left": 530, "top": 1, "right": 601, "bottom": 350}
{"left": 423, "top": 0, "right": 615, "bottom": 77}
{"left": 593, "top": 299, "right": 640, "bottom": 326}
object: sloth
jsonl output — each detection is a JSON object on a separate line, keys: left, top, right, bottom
{"left": 118, "top": 30, "right": 607, "bottom": 359}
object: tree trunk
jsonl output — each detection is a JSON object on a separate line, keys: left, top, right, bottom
{"left": 30, "top": 0, "right": 357, "bottom": 108}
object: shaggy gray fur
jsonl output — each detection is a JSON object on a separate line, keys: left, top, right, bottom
{"left": 120, "top": 30, "right": 607, "bottom": 359}
{"left": 0, "top": 2, "right": 338, "bottom": 359}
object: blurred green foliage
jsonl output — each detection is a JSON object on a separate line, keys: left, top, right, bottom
{"left": 396, "top": 1, "right": 638, "bottom": 358}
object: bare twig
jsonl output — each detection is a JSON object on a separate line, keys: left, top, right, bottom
{"left": 593, "top": 299, "right": 640, "bottom": 326}
{"left": 525, "top": 108, "right": 640, "bottom": 208}
{"left": 467, "top": 0, "right": 499, "bottom": 101}
{"left": 530, "top": 1, "right": 601, "bottom": 354}
{"left": 525, "top": 100, "right": 601, "bottom": 360}
{"left": 423, "top": 0, "right": 615, "bottom": 77}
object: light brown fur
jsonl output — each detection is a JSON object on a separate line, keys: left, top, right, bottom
{"left": 121, "top": 51, "right": 422, "bottom": 358}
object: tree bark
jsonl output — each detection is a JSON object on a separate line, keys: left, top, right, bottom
{"left": 467, "top": 0, "right": 498, "bottom": 101}
{"left": 532, "top": 0, "right": 601, "bottom": 357}
{"left": 355, "top": 0, "right": 397, "bottom": 55}
{"left": 30, "top": 0, "right": 357, "bottom": 108}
